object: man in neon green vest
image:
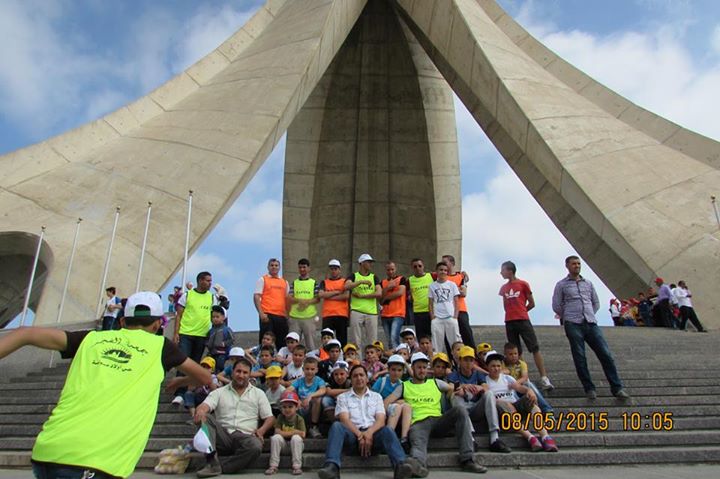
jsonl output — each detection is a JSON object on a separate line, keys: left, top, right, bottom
{"left": 408, "top": 258, "right": 433, "bottom": 340}
{"left": 345, "top": 253, "right": 381, "bottom": 349}
{"left": 288, "top": 258, "right": 320, "bottom": 350}
{"left": 172, "top": 270, "right": 229, "bottom": 406}
{"left": 0, "top": 291, "right": 211, "bottom": 479}
{"left": 384, "top": 352, "right": 488, "bottom": 475}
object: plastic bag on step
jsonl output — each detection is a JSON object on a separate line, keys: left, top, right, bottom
{"left": 154, "top": 446, "right": 191, "bottom": 474}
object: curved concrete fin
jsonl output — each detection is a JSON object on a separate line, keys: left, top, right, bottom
{"left": 395, "top": 0, "right": 720, "bottom": 326}
{"left": 0, "top": 0, "right": 367, "bottom": 324}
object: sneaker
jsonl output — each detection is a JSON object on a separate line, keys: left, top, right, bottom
{"left": 541, "top": 435, "right": 559, "bottom": 452}
{"left": 171, "top": 395, "right": 184, "bottom": 407}
{"left": 488, "top": 439, "right": 511, "bottom": 453}
{"left": 614, "top": 389, "right": 631, "bottom": 399}
{"left": 539, "top": 376, "right": 554, "bottom": 391}
{"left": 528, "top": 435, "right": 543, "bottom": 452}
{"left": 460, "top": 458, "right": 488, "bottom": 474}
{"left": 405, "top": 457, "right": 429, "bottom": 478}
{"left": 309, "top": 425, "right": 322, "bottom": 439}
{"left": 317, "top": 462, "right": 339, "bottom": 479}
{"left": 401, "top": 437, "right": 411, "bottom": 454}
{"left": 394, "top": 461, "right": 414, "bottom": 479}
{"left": 197, "top": 456, "right": 222, "bottom": 478}
{"left": 586, "top": 390, "right": 597, "bottom": 400}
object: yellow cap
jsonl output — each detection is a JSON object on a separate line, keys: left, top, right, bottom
{"left": 432, "top": 352, "right": 450, "bottom": 365}
{"left": 476, "top": 342, "right": 492, "bottom": 353}
{"left": 343, "top": 343, "right": 358, "bottom": 353}
{"left": 200, "top": 357, "right": 216, "bottom": 369}
{"left": 265, "top": 365, "right": 283, "bottom": 379}
{"left": 459, "top": 345, "right": 476, "bottom": 359}
{"left": 372, "top": 340, "right": 385, "bottom": 351}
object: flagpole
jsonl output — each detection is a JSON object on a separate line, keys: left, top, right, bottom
{"left": 182, "top": 191, "right": 193, "bottom": 292}
{"left": 96, "top": 207, "right": 121, "bottom": 318}
{"left": 135, "top": 202, "right": 152, "bottom": 293}
{"left": 20, "top": 226, "right": 45, "bottom": 327}
{"left": 56, "top": 218, "right": 82, "bottom": 323}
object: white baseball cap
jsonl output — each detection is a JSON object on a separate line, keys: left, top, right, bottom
{"left": 395, "top": 343, "right": 410, "bottom": 352}
{"left": 320, "top": 328, "right": 336, "bottom": 338}
{"left": 357, "top": 253, "right": 374, "bottom": 263}
{"left": 410, "top": 352, "right": 430, "bottom": 364}
{"left": 387, "top": 354, "right": 406, "bottom": 366}
{"left": 484, "top": 350, "right": 504, "bottom": 363}
{"left": 124, "top": 292, "right": 163, "bottom": 318}
{"left": 286, "top": 332, "right": 301, "bottom": 342}
{"left": 331, "top": 360, "right": 350, "bottom": 372}
{"left": 400, "top": 327, "right": 416, "bottom": 337}
{"left": 229, "top": 347, "right": 245, "bottom": 357}
{"left": 328, "top": 259, "right": 341, "bottom": 267}
{"left": 323, "top": 339, "right": 342, "bottom": 351}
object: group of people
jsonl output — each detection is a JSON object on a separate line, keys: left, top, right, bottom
{"left": 0, "top": 253, "right": 645, "bottom": 478}
{"left": 609, "top": 278, "right": 706, "bottom": 332}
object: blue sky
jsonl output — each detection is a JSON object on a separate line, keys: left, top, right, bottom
{"left": 2, "top": 0, "right": 719, "bottom": 331}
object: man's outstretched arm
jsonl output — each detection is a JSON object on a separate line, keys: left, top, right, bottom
{"left": 0, "top": 327, "right": 68, "bottom": 359}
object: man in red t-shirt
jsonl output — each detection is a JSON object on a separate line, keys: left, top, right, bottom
{"left": 498, "top": 261, "right": 553, "bottom": 390}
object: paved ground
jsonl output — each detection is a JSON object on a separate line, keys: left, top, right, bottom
{"left": 1, "top": 465, "right": 720, "bottom": 479}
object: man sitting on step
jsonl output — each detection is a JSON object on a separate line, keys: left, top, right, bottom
{"left": 317, "top": 364, "right": 415, "bottom": 479}
{"left": 0, "top": 291, "right": 211, "bottom": 479}
{"left": 384, "top": 352, "right": 488, "bottom": 475}
{"left": 194, "top": 357, "right": 275, "bottom": 477}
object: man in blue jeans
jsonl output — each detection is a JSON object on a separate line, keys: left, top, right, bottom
{"left": 317, "top": 364, "right": 414, "bottom": 479}
{"left": 552, "top": 256, "right": 630, "bottom": 401}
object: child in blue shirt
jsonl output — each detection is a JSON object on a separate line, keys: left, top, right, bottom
{"left": 288, "top": 356, "right": 326, "bottom": 439}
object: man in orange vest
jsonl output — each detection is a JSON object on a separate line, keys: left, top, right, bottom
{"left": 254, "top": 258, "right": 290, "bottom": 348}
{"left": 319, "top": 259, "right": 350, "bottom": 346}
{"left": 380, "top": 261, "right": 408, "bottom": 350}
{"left": 441, "top": 255, "right": 475, "bottom": 349}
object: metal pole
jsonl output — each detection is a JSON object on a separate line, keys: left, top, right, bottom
{"left": 135, "top": 202, "right": 152, "bottom": 293}
{"left": 182, "top": 190, "right": 193, "bottom": 292}
{"left": 95, "top": 207, "right": 121, "bottom": 318}
{"left": 20, "top": 226, "right": 45, "bottom": 327}
{"left": 57, "top": 218, "right": 82, "bottom": 324}
{"left": 712, "top": 196, "right": 720, "bottom": 230}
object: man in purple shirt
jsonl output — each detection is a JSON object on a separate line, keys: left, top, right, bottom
{"left": 653, "top": 277, "right": 676, "bottom": 329}
{"left": 552, "top": 256, "right": 629, "bottom": 401}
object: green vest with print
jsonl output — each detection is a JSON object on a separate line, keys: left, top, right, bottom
{"left": 350, "top": 271, "right": 378, "bottom": 315}
{"left": 409, "top": 274, "right": 433, "bottom": 313}
{"left": 32, "top": 329, "right": 166, "bottom": 478}
{"left": 180, "top": 288, "right": 213, "bottom": 336}
{"left": 403, "top": 378, "right": 442, "bottom": 423}
{"left": 289, "top": 278, "right": 317, "bottom": 319}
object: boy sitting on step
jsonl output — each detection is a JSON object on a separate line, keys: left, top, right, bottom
{"left": 503, "top": 343, "right": 553, "bottom": 414}
{"left": 485, "top": 351, "right": 558, "bottom": 452}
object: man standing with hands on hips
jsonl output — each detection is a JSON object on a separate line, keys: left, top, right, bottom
{"left": 345, "top": 254, "right": 382, "bottom": 348}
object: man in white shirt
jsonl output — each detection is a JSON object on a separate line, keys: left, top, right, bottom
{"left": 317, "top": 364, "right": 414, "bottom": 479}
{"left": 194, "top": 358, "right": 275, "bottom": 477}
{"left": 675, "top": 281, "right": 707, "bottom": 332}
{"left": 428, "top": 262, "right": 461, "bottom": 355}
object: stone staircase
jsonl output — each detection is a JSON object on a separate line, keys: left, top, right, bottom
{"left": 1, "top": 326, "right": 720, "bottom": 471}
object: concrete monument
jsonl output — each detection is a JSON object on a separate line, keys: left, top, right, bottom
{"left": 0, "top": 0, "right": 718, "bottom": 327}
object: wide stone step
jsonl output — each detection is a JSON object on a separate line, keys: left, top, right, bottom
{"left": 2, "top": 430, "right": 719, "bottom": 453}
{"left": 2, "top": 444, "right": 720, "bottom": 470}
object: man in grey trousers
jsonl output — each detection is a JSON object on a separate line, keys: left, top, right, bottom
{"left": 384, "top": 352, "right": 488, "bottom": 475}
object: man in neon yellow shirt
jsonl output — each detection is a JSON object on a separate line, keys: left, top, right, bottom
{"left": 344, "top": 253, "right": 381, "bottom": 348}
{"left": 384, "top": 352, "right": 487, "bottom": 475}
{"left": 0, "top": 291, "right": 211, "bottom": 479}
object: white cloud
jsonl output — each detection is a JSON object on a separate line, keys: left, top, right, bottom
{"left": 185, "top": 251, "right": 240, "bottom": 285}
{"left": 711, "top": 25, "right": 720, "bottom": 55}
{"left": 172, "top": 4, "right": 255, "bottom": 72}
{"left": 223, "top": 198, "right": 283, "bottom": 243}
